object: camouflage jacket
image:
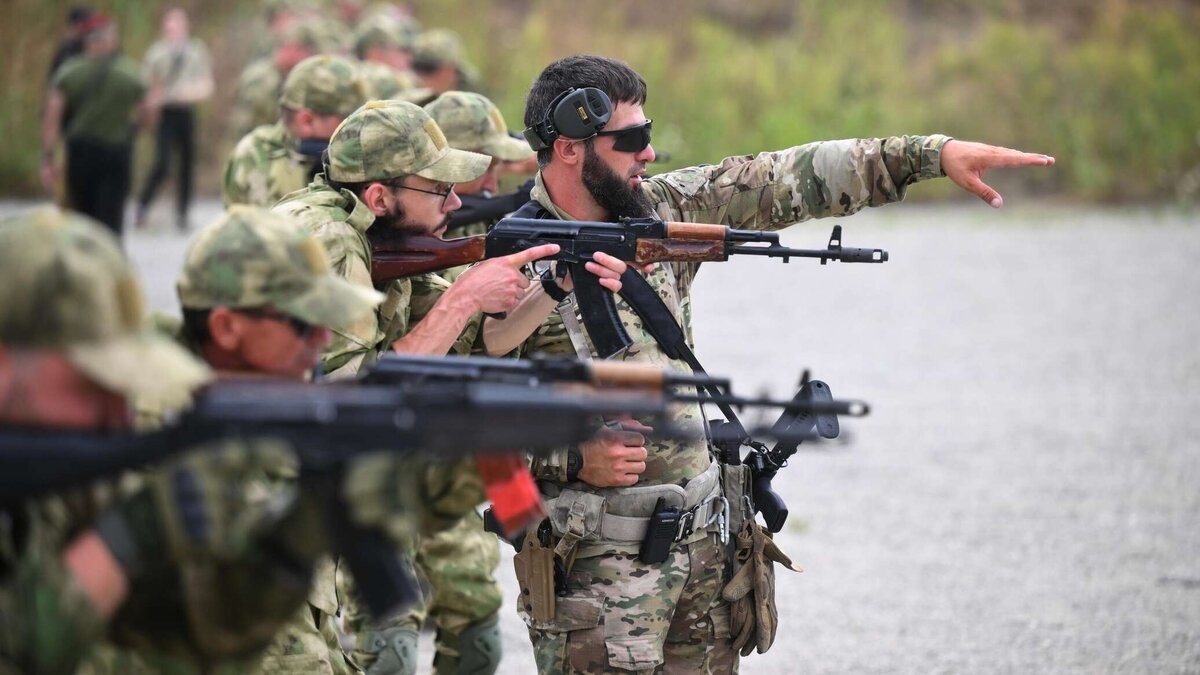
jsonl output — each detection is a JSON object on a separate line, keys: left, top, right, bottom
{"left": 229, "top": 59, "right": 282, "bottom": 143}
{"left": 223, "top": 122, "right": 318, "bottom": 208}
{"left": 272, "top": 176, "right": 484, "bottom": 378}
{"left": 526, "top": 134, "right": 950, "bottom": 487}
{"left": 1, "top": 498, "right": 108, "bottom": 675}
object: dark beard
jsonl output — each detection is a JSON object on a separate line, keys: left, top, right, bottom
{"left": 365, "top": 206, "right": 409, "bottom": 248}
{"left": 582, "top": 143, "right": 654, "bottom": 220}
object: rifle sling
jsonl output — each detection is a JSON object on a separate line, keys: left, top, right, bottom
{"left": 613, "top": 268, "right": 753, "bottom": 446}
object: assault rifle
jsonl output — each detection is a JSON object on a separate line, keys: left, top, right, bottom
{"left": 0, "top": 371, "right": 669, "bottom": 620}
{"left": 371, "top": 217, "right": 887, "bottom": 358}
{"left": 444, "top": 180, "right": 533, "bottom": 234}
{"left": 714, "top": 373, "right": 845, "bottom": 533}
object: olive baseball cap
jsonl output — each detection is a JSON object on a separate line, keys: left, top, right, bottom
{"left": 177, "top": 206, "right": 383, "bottom": 330}
{"left": 0, "top": 208, "right": 209, "bottom": 403}
{"left": 326, "top": 99, "right": 490, "bottom": 183}
{"left": 425, "top": 91, "right": 533, "bottom": 162}
{"left": 279, "top": 54, "right": 369, "bottom": 117}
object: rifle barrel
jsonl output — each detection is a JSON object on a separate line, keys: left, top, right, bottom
{"left": 729, "top": 243, "right": 888, "bottom": 263}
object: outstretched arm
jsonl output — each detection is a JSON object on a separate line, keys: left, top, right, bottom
{"left": 940, "top": 140, "right": 1055, "bottom": 208}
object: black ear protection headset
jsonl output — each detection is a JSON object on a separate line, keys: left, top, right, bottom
{"left": 522, "top": 87, "right": 613, "bottom": 151}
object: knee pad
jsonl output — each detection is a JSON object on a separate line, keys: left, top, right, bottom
{"left": 360, "top": 626, "right": 419, "bottom": 675}
{"left": 434, "top": 613, "right": 501, "bottom": 675}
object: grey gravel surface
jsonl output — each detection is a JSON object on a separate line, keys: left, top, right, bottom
{"left": 4, "top": 199, "right": 1197, "bottom": 674}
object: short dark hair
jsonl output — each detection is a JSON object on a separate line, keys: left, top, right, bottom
{"left": 523, "top": 55, "right": 647, "bottom": 167}
{"left": 181, "top": 307, "right": 212, "bottom": 347}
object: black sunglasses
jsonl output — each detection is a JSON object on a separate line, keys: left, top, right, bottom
{"left": 595, "top": 119, "right": 652, "bottom": 153}
{"left": 239, "top": 307, "right": 316, "bottom": 338}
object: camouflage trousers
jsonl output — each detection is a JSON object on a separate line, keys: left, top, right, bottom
{"left": 251, "top": 601, "right": 356, "bottom": 675}
{"left": 523, "top": 533, "right": 736, "bottom": 674}
{"left": 401, "top": 511, "right": 503, "bottom": 661}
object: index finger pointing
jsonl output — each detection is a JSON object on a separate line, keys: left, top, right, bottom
{"left": 503, "top": 243, "right": 561, "bottom": 267}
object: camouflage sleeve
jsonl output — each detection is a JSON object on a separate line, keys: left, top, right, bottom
{"left": 644, "top": 134, "right": 950, "bottom": 293}
{"left": 221, "top": 132, "right": 260, "bottom": 207}
{"left": 309, "top": 222, "right": 385, "bottom": 379}
{"left": 644, "top": 134, "right": 951, "bottom": 229}
{"left": 407, "top": 273, "right": 485, "bottom": 356}
{"left": 0, "top": 551, "right": 106, "bottom": 675}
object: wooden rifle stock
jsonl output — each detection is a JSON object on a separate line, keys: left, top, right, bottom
{"left": 370, "top": 234, "right": 487, "bottom": 284}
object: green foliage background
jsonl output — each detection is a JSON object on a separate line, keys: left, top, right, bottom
{"left": 3, "top": 0, "right": 1199, "bottom": 202}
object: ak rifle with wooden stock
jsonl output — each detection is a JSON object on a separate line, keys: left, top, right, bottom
{"left": 371, "top": 217, "right": 889, "bottom": 358}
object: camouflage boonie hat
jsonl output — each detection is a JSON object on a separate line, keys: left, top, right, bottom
{"left": 177, "top": 206, "right": 383, "bottom": 330}
{"left": 327, "top": 100, "right": 490, "bottom": 183}
{"left": 353, "top": 15, "right": 420, "bottom": 56}
{"left": 425, "top": 91, "right": 533, "bottom": 162}
{"left": 279, "top": 55, "right": 368, "bottom": 117}
{"left": 0, "top": 208, "right": 209, "bottom": 404}
{"left": 412, "top": 29, "right": 478, "bottom": 83}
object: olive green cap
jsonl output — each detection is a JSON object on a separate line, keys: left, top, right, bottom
{"left": 0, "top": 208, "right": 209, "bottom": 404}
{"left": 177, "top": 206, "right": 383, "bottom": 330}
{"left": 326, "top": 99, "right": 490, "bottom": 183}
{"left": 425, "top": 91, "right": 533, "bottom": 162}
{"left": 279, "top": 54, "right": 369, "bottom": 117}
{"left": 412, "top": 29, "right": 477, "bottom": 83}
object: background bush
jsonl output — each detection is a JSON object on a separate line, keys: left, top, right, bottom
{"left": 3, "top": 0, "right": 1198, "bottom": 202}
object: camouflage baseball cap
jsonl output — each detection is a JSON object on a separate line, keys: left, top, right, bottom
{"left": 353, "top": 15, "right": 420, "bottom": 56}
{"left": 357, "top": 59, "right": 432, "bottom": 103}
{"left": 425, "top": 91, "right": 533, "bottom": 162}
{"left": 326, "top": 100, "right": 490, "bottom": 183}
{"left": 412, "top": 29, "right": 478, "bottom": 83}
{"left": 279, "top": 54, "right": 369, "bottom": 117}
{"left": 278, "top": 15, "right": 330, "bottom": 52}
{"left": 0, "top": 208, "right": 208, "bottom": 403}
{"left": 177, "top": 206, "right": 383, "bottom": 330}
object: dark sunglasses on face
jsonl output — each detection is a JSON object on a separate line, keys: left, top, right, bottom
{"left": 595, "top": 119, "right": 652, "bottom": 153}
{"left": 239, "top": 307, "right": 317, "bottom": 338}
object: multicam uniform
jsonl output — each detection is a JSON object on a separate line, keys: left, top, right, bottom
{"left": 521, "top": 134, "right": 951, "bottom": 673}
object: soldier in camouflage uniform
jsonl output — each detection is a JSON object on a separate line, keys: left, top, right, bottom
{"left": 173, "top": 207, "right": 392, "bottom": 675}
{"left": 354, "top": 15, "right": 431, "bottom": 103}
{"left": 272, "top": 100, "right": 631, "bottom": 674}
{"left": 411, "top": 30, "right": 478, "bottom": 96}
{"left": 224, "top": 54, "right": 368, "bottom": 207}
{"left": 424, "top": 91, "right": 534, "bottom": 274}
{"left": 229, "top": 16, "right": 332, "bottom": 144}
{"left": 0, "top": 208, "right": 356, "bottom": 675}
{"left": 516, "top": 55, "right": 1055, "bottom": 673}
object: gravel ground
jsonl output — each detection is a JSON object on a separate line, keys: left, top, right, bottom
{"left": 5, "top": 199, "right": 1197, "bottom": 674}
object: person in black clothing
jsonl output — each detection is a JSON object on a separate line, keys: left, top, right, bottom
{"left": 135, "top": 8, "right": 213, "bottom": 231}
{"left": 41, "top": 16, "right": 149, "bottom": 237}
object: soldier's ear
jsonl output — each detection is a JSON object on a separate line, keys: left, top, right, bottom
{"left": 207, "top": 308, "right": 242, "bottom": 351}
{"left": 360, "top": 183, "right": 395, "bottom": 217}
{"left": 553, "top": 137, "right": 583, "bottom": 167}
